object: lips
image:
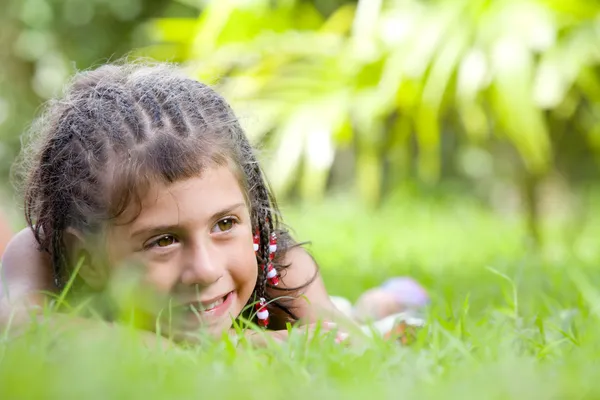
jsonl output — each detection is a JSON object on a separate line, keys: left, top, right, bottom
{"left": 188, "top": 293, "right": 227, "bottom": 312}
{"left": 181, "top": 291, "right": 234, "bottom": 317}
{"left": 200, "top": 296, "right": 226, "bottom": 311}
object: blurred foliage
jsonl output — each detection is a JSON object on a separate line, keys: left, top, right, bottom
{"left": 1, "top": 0, "right": 600, "bottom": 241}
{"left": 0, "top": 0, "right": 195, "bottom": 183}
{"left": 143, "top": 0, "right": 600, "bottom": 208}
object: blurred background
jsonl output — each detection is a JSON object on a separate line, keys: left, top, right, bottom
{"left": 1, "top": 0, "right": 599, "bottom": 302}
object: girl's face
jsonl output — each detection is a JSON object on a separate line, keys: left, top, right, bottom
{"left": 103, "top": 165, "right": 258, "bottom": 338}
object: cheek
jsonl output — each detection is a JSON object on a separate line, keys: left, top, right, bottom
{"left": 104, "top": 227, "right": 134, "bottom": 268}
{"left": 230, "top": 244, "right": 258, "bottom": 284}
{"left": 142, "top": 258, "right": 182, "bottom": 294}
{"left": 104, "top": 231, "right": 175, "bottom": 293}
{"left": 228, "top": 235, "right": 258, "bottom": 296}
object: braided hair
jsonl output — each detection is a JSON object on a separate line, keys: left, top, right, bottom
{"left": 17, "top": 61, "right": 307, "bottom": 326}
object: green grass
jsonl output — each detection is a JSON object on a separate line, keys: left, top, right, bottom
{"left": 2, "top": 192, "right": 600, "bottom": 399}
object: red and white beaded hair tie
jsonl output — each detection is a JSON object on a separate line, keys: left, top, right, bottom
{"left": 266, "top": 232, "right": 279, "bottom": 286}
{"left": 252, "top": 229, "right": 280, "bottom": 327}
{"left": 269, "top": 232, "right": 277, "bottom": 255}
{"left": 256, "top": 298, "right": 269, "bottom": 327}
{"left": 253, "top": 229, "right": 279, "bottom": 286}
{"left": 266, "top": 263, "right": 279, "bottom": 286}
{"left": 253, "top": 231, "right": 260, "bottom": 252}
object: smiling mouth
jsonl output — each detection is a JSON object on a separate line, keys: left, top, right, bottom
{"left": 184, "top": 291, "right": 233, "bottom": 314}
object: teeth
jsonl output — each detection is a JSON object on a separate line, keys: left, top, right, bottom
{"left": 188, "top": 296, "right": 225, "bottom": 313}
{"left": 203, "top": 297, "right": 224, "bottom": 311}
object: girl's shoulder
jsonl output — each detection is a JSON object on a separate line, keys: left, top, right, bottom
{"left": 278, "top": 246, "right": 319, "bottom": 288}
{"left": 1, "top": 227, "right": 54, "bottom": 303}
{"left": 272, "top": 245, "right": 345, "bottom": 324}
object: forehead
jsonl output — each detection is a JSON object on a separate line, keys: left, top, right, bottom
{"left": 113, "top": 165, "right": 248, "bottom": 231}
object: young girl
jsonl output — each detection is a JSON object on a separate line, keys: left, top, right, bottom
{"left": 0, "top": 61, "right": 349, "bottom": 344}
{"left": 1, "top": 61, "right": 430, "bottom": 345}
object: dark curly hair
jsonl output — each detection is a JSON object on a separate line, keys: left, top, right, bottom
{"left": 16, "top": 61, "right": 310, "bottom": 328}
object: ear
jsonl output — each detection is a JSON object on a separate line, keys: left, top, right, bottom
{"left": 63, "top": 228, "right": 108, "bottom": 290}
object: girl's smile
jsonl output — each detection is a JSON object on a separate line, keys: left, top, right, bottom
{"left": 178, "top": 290, "right": 236, "bottom": 329}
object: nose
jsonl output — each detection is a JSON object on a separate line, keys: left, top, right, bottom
{"left": 180, "top": 240, "right": 224, "bottom": 288}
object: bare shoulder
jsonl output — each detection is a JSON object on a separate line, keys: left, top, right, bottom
{"left": 2, "top": 227, "right": 51, "bottom": 276}
{"left": 0, "top": 227, "right": 54, "bottom": 304}
{"left": 272, "top": 245, "right": 344, "bottom": 323}
{"left": 279, "top": 245, "right": 320, "bottom": 288}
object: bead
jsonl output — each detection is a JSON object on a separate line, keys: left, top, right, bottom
{"left": 258, "top": 316, "right": 269, "bottom": 327}
{"left": 269, "top": 232, "right": 277, "bottom": 253}
{"left": 266, "top": 263, "right": 279, "bottom": 286}
{"left": 253, "top": 231, "right": 260, "bottom": 253}
{"left": 255, "top": 298, "right": 270, "bottom": 327}
{"left": 266, "top": 265, "right": 277, "bottom": 278}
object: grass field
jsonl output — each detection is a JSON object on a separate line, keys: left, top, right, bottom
{"left": 2, "top": 191, "right": 600, "bottom": 399}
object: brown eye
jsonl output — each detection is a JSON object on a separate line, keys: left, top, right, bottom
{"left": 155, "top": 235, "right": 176, "bottom": 247}
{"left": 213, "top": 218, "right": 236, "bottom": 233}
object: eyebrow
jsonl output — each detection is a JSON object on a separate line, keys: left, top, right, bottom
{"left": 130, "top": 202, "right": 247, "bottom": 240}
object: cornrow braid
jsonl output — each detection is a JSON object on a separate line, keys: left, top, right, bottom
{"left": 91, "top": 85, "right": 146, "bottom": 142}
{"left": 235, "top": 133, "right": 305, "bottom": 323}
{"left": 147, "top": 84, "right": 190, "bottom": 137}
{"left": 133, "top": 84, "right": 164, "bottom": 129}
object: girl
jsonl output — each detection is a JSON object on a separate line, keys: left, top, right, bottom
{"left": 0, "top": 61, "right": 348, "bottom": 343}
